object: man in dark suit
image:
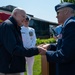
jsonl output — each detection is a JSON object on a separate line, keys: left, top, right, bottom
{"left": 39, "top": 2, "right": 75, "bottom": 75}
{"left": 0, "top": 8, "right": 43, "bottom": 75}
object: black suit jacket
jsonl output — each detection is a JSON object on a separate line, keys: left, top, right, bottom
{"left": 46, "top": 17, "right": 75, "bottom": 75}
{"left": 0, "top": 16, "right": 39, "bottom": 73}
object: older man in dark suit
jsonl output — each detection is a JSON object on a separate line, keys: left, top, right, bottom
{"left": 0, "top": 7, "right": 44, "bottom": 75}
{"left": 39, "top": 2, "right": 75, "bottom": 75}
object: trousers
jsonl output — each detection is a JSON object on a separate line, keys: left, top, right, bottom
{"left": 0, "top": 72, "right": 24, "bottom": 75}
{"left": 20, "top": 56, "right": 34, "bottom": 75}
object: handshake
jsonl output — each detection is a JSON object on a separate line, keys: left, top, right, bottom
{"left": 37, "top": 44, "right": 50, "bottom": 55}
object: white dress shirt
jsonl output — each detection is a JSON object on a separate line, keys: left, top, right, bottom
{"left": 21, "top": 26, "right": 36, "bottom": 48}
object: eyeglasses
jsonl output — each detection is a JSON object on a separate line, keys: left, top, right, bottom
{"left": 56, "top": 12, "right": 59, "bottom": 15}
{"left": 57, "top": 10, "right": 64, "bottom": 15}
{"left": 26, "top": 17, "right": 29, "bottom": 21}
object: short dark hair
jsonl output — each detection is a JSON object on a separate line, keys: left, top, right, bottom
{"left": 26, "top": 17, "right": 29, "bottom": 21}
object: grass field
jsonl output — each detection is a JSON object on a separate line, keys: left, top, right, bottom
{"left": 24, "top": 38, "right": 55, "bottom": 75}
{"left": 25, "top": 55, "right": 41, "bottom": 75}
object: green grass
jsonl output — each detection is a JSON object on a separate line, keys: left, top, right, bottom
{"left": 24, "top": 38, "right": 56, "bottom": 75}
{"left": 24, "top": 55, "right": 41, "bottom": 75}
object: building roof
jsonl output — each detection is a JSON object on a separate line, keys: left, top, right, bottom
{"left": 0, "top": 5, "right": 16, "bottom": 12}
{"left": 31, "top": 17, "right": 58, "bottom": 25}
{"left": 0, "top": 5, "right": 58, "bottom": 25}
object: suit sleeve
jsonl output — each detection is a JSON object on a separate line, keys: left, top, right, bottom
{"left": 46, "top": 22, "right": 75, "bottom": 63}
{"left": 1, "top": 22, "right": 39, "bottom": 57}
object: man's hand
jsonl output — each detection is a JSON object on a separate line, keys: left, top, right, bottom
{"left": 37, "top": 46, "right": 47, "bottom": 55}
{"left": 42, "top": 44, "right": 50, "bottom": 49}
{"left": 38, "top": 44, "right": 50, "bottom": 49}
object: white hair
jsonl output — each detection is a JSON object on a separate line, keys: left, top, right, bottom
{"left": 11, "top": 7, "right": 26, "bottom": 16}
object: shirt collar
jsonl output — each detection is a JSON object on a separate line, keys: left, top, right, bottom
{"left": 9, "top": 16, "right": 21, "bottom": 31}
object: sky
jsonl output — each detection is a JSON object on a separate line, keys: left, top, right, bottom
{"left": 0, "top": 0, "right": 61, "bottom": 23}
